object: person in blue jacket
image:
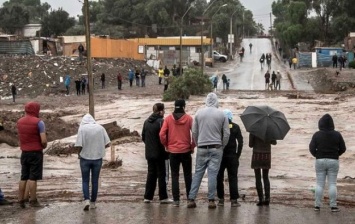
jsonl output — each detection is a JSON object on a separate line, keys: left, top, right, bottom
{"left": 128, "top": 69, "right": 134, "bottom": 87}
{"left": 64, "top": 75, "right": 71, "bottom": 95}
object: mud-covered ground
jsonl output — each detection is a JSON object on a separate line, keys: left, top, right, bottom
{"left": 1, "top": 61, "right": 355, "bottom": 221}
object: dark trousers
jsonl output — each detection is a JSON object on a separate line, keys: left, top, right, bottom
{"left": 129, "top": 80, "right": 133, "bottom": 87}
{"left": 141, "top": 77, "right": 146, "bottom": 87}
{"left": 164, "top": 85, "right": 168, "bottom": 92}
{"left": 12, "top": 93, "right": 16, "bottom": 102}
{"left": 254, "top": 169, "right": 270, "bottom": 202}
{"left": 144, "top": 159, "right": 168, "bottom": 200}
{"left": 76, "top": 87, "right": 81, "bottom": 95}
{"left": 82, "top": 86, "right": 86, "bottom": 95}
{"left": 101, "top": 81, "right": 105, "bottom": 89}
{"left": 169, "top": 152, "right": 192, "bottom": 201}
{"left": 118, "top": 81, "right": 122, "bottom": 90}
{"left": 217, "top": 156, "right": 239, "bottom": 200}
{"left": 66, "top": 86, "right": 69, "bottom": 95}
{"left": 333, "top": 62, "right": 337, "bottom": 68}
{"left": 159, "top": 77, "right": 162, "bottom": 85}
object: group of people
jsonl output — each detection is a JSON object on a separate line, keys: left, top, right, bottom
{"left": 260, "top": 53, "right": 272, "bottom": 70}
{"left": 264, "top": 70, "right": 282, "bottom": 90}
{"left": 0, "top": 94, "right": 346, "bottom": 213}
{"left": 74, "top": 76, "right": 88, "bottom": 96}
{"left": 332, "top": 54, "right": 347, "bottom": 70}
{"left": 128, "top": 68, "right": 148, "bottom": 88}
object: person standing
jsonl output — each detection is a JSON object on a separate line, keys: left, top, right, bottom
{"left": 158, "top": 67, "right": 164, "bottom": 85}
{"left": 159, "top": 99, "right": 195, "bottom": 207}
{"left": 249, "top": 43, "right": 253, "bottom": 53}
{"left": 141, "top": 69, "right": 147, "bottom": 87}
{"left": 117, "top": 72, "right": 122, "bottom": 90}
{"left": 217, "top": 109, "right": 243, "bottom": 207}
{"left": 64, "top": 74, "right": 71, "bottom": 95}
{"left": 264, "top": 70, "right": 270, "bottom": 90}
{"left": 309, "top": 114, "right": 346, "bottom": 212}
{"left": 75, "top": 114, "right": 110, "bottom": 211}
{"left": 271, "top": 71, "right": 277, "bottom": 89}
{"left": 78, "top": 43, "right": 85, "bottom": 64}
{"left": 135, "top": 68, "right": 140, "bottom": 86}
{"left": 275, "top": 70, "right": 282, "bottom": 90}
{"left": 163, "top": 66, "right": 170, "bottom": 91}
{"left": 100, "top": 73, "right": 105, "bottom": 89}
{"left": 187, "top": 93, "right": 230, "bottom": 209}
{"left": 128, "top": 69, "right": 134, "bottom": 87}
{"left": 75, "top": 78, "right": 81, "bottom": 95}
{"left": 11, "top": 83, "right": 17, "bottom": 103}
{"left": 222, "top": 74, "right": 228, "bottom": 91}
{"left": 292, "top": 57, "right": 298, "bottom": 69}
{"left": 249, "top": 134, "right": 276, "bottom": 206}
{"left": 142, "top": 103, "right": 172, "bottom": 204}
{"left": 17, "top": 102, "right": 47, "bottom": 208}
{"left": 81, "top": 76, "right": 86, "bottom": 95}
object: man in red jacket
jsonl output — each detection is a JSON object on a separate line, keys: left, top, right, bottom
{"left": 17, "top": 102, "right": 47, "bottom": 208}
{"left": 159, "top": 99, "right": 195, "bottom": 207}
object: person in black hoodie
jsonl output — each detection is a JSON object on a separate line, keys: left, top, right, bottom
{"left": 142, "top": 103, "right": 171, "bottom": 204}
{"left": 217, "top": 109, "right": 243, "bottom": 207}
{"left": 309, "top": 114, "right": 346, "bottom": 212}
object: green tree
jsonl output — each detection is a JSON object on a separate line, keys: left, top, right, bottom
{"left": 41, "top": 8, "right": 75, "bottom": 37}
{"left": 0, "top": 3, "right": 29, "bottom": 34}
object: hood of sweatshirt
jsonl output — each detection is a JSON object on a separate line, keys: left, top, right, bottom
{"left": 205, "top": 92, "right": 218, "bottom": 108}
{"left": 80, "top": 114, "right": 96, "bottom": 126}
{"left": 25, "top": 102, "right": 40, "bottom": 118}
{"left": 318, "top": 113, "right": 334, "bottom": 131}
{"left": 148, "top": 113, "right": 163, "bottom": 123}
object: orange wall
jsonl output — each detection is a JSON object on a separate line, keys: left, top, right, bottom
{"left": 91, "top": 38, "right": 144, "bottom": 60}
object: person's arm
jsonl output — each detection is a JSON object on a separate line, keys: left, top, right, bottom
{"left": 38, "top": 121, "right": 47, "bottom": 148}
{"left": 338, "top": 133, "right": 346, "bottom": 156}
{"left": 235, "top": 125, "right": 243, "bottom": 159}
{"left": 249, "top": 133, "right": 254, "bottom": 148}
{"left": 221, "top": 116, "right": 230, "bottom": 148}
{"left": 309, "top": 134, "right": 317, "bottom": 157}
{"left": 159, "top": 118, "right": 169, "bottom": 148}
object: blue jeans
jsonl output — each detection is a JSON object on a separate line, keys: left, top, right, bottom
{"left": 188, "top": 147, "right": 223, "bottom": 200}
{"left": 315, "top": 159, "right": 339, "bottom": 207}
{"left": 80, "top": 158, "right": 102, "bottom": 202}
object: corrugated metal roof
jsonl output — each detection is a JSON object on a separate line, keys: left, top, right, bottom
{"left": 0, "top": 40, "right": 34, "bottom": 55}
{"left": 129, "top": 37, "right": 211, "bottom": 45}
{"left": 58, "top": 36, "right": 86, "bottom": 43}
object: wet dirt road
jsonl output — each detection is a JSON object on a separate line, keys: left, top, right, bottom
{"left": 2, "top": 202, "right": 355, "bottom": 224}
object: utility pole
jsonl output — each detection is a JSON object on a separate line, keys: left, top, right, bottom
{"left": 84, "top": 0, "right": 94, "bottom": 117}
{"left": 270, "top": 12, "right": 272, "bottom": 36}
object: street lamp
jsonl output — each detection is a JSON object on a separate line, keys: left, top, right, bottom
{"left": 201, "top": 0, "right": 218, "bottom": 74}
{"left": 210, "top": 4, "right": 227, "bottom": 59}
{"left": 229, "top": 8, "right": 239, "bottom": 60}
{"left": 179, "top": 5, "right": 193, "bottom": 76}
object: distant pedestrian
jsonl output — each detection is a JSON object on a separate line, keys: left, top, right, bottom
{"left": 271, "top": 71, "right": 277, "bottom": 89}
{"left": 75, "top": 78, "right": 81, "bottom": 95}
{"left": 249, "top": 134, "right": 277, "bottom": 206}
{"left": 260, "top": 56, "right": 265, "bottom": 69}
{"left": 17, "top": 102, "right": 47, "bottom": 208}
{"left": 217, "top": 109, "right": 243, "bottom": 207}
{"left": 278, "top": 47, "right": 282, "bottom": 56}
{"left": 187, "top": 93, "right": 230, "bottom": 209}
{"left": 264, "top": 70, "right": 270, "bottom": 90}
{"left": 158, "top": 67, "right": 164, "bottom": 85}
{"left": 292, "top": 57, "right": 298, "bottom": 69}
{"left": 288, "top": 58, "right": 293, "bottom": 69}
{"left": 128, "top": 69, "right": 134, "bottom": 87}
{"left": 81, "top": 77, "right": 86, "bottom": 95}
{"left": 266, "top": 53, "right": 272, "bottom": 70}
{"left": 78, "top": 43, "right": 85, "bottom": 64}
{"left": 117, "top": 72, "right": 122, "bottom": 90}
{"left": 212, "top": 75, "right": 218, "bottom": 90}
{"left": 222, "top": 74, "right": 228, "bottom": 90}
{"left": 338, "top": 55, "right": 345, "bottom": 70}
{"left": 309, "top": 114, "right": 346, "bottom": 212}
{"left": 64, "top": 75, "right": 71, "bottom": 95}
{"left": 100, "top": 73, "right": 105, "bottom": 89}
{"left": 75, "top": 114, "right": 111, "bottom": 211}
{"left": 11, "top": 83, "right": 17, "bottom": 103}
{"left": 159, "top": 99, "right": 195, "bottom": 207}
{"left": 171, "top": 64, "right": 177, "bottom": 76}
{"left": 142, "top": 103, "right": 172, "bottom": 204}
{"left": 135, "top": 68, "right": 140, "bottom": 86}
{"left": 226, "top": 79, "right": 230, "bottom": 90}
{"left": 332, "top": 54, "right": 338, "bottom": 68}
{"left": 163, "top": 74, "right": 169, "bottom": 92}
{"left": 249, "top": 43, "right": 253, "bottom": 53}
{"left": 275, "top": 70, "right": 282, "bottom": 90}
{"left": 141, "top": 69, "right": 147, "bottom": 87}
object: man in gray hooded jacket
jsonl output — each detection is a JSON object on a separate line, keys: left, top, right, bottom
{"left": 187, "top": 92, "right": 230, "bottom": 209}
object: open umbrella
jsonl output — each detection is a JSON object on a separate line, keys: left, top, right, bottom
{"left": 240, "top": 105, "right": 290, "bottom": 141}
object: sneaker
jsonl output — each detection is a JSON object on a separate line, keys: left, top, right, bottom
{"left": 187, "top": 200, "right": 196, "bottom": 208}
{"left": 218, "top": 199, "right": 224, "bottom": 207}
{"left": 314, "top": 206, "right": 320, "bottom": 211}
{"left": 143, "top": 199, "right": 152, "bottom": 203}
{"left": 208, "top": 200, "right": 216, "bottom": 209}
{"left": 173, "top": 201, "right": 180, "bottom": 207}
{"left": 0, "top": 199, "right": 13, "bottom": 206}
{"left": 331, "top": 207, "right": 340, "bottom": 212}
{"left": 83, "top": 199, "right": 90, "bottom": 211}
{"left": 160, "top": 198, "right": 173, "bottom": 204}
{"left": 90, "top": 202, "right": 96, "bottom": 209}
{"left": 231, "top": 200, "right": 241, "bottom": 207}
{"left": 29, "top": 199, "right": 44, "bottom": 208}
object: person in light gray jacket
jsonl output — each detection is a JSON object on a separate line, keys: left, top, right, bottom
{"left": 187, "top": 92, "right": 230, "bottom": 209}
{"left": 75, "top": 114, "right": 111, "bottom": 211}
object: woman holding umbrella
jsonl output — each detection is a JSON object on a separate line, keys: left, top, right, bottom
{"left": 249, "top": 134, "right": 276, "bottom": 206}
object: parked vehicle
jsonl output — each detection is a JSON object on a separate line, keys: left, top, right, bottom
{"left": 213, "top": 51, "right": 228, "bottom": 62}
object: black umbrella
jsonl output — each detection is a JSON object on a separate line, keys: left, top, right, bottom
{"left": 240, "top": 105, "right": 290, "bottom": 141}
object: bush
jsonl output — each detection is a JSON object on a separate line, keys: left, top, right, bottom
{"left": 162, "top": 68, "right": 212, "bottom": 101}
{"left": 349, "top": 61, "right": 355, "bottom": 69}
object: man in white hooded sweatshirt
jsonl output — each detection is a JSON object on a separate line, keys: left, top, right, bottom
{"left": 75, "top": 114, "right": 111, "bottom": 211}
{"left": 187, "top": 92, "right": 230, "bottom": 209}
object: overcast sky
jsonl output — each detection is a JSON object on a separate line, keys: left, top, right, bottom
{"left": 0, "top": 0, "right": 274, "bottom": 30}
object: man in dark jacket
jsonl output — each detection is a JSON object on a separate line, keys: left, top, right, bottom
{"left": 217, "top": 109, "right": 243, "bottom": 207}
{"left": 142, "top": 103, "right": 171, "bottom": 204}
{"left": 221, "top": 74, "right": 228, "bottom": 91}
{"left": 100, "top": 73, "right": 105, "bottom": 89}
{"left": 11, "top": 84, "right": 17, "bottom": 103}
